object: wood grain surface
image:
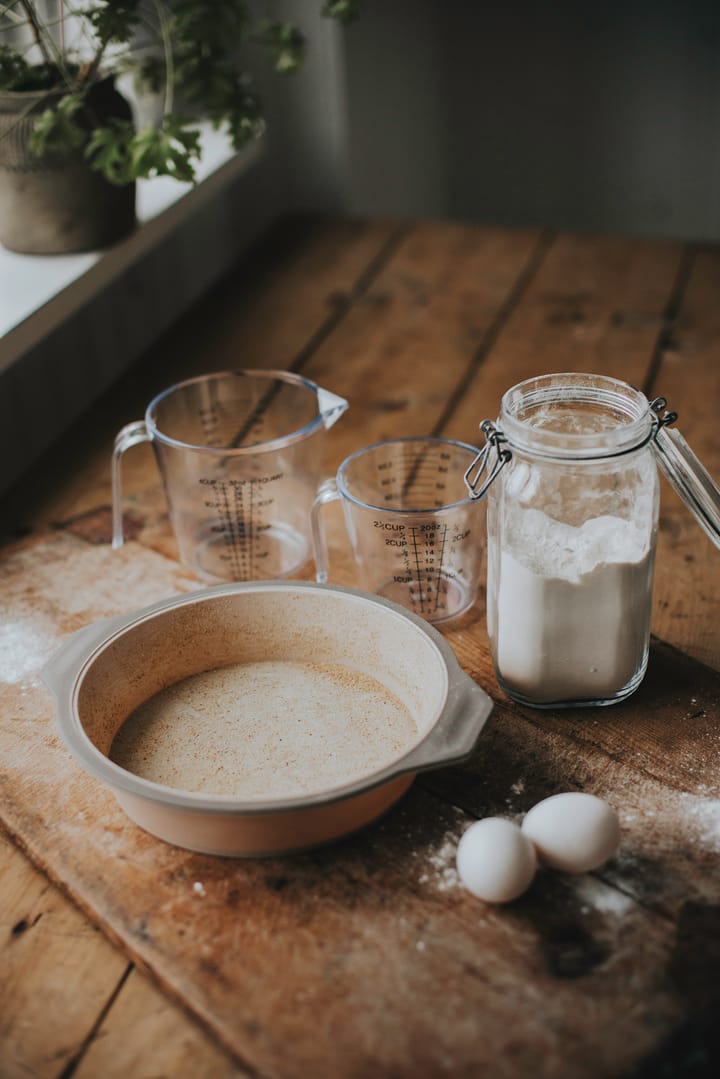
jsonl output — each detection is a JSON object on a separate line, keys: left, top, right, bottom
{"left": 1, "top": 216, "right": 719, "bottom": 1079}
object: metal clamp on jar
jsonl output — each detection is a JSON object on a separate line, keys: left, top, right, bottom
{"left": 465, "top": 373, "right": 720, "bottom": 709}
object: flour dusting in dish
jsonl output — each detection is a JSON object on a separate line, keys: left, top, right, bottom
{"left": 110, "top": 661, "right": 417, "bottom": 798}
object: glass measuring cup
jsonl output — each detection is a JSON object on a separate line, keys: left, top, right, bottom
{"left": 112, "top": 370, "right": 348, "bottom": 583}
{"left": 311, "top": 437, "right": 485, "bottom": 623}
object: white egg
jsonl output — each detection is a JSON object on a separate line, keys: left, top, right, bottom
{"left": 456, "top": 817, "right": 537, "bottom": 903}
{"left": 521, "top": 792, "right": 620, "bottom": 873}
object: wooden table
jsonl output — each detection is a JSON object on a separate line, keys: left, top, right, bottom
{"left": 1, "top": 216, "right": 719, "bottom": 1079}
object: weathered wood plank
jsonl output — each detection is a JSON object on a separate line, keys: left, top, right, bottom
{"left": 297, "top": 219, "right": 544, "bottom": 458}
{"left": 1, "top": 221, "right": 719, "bottom": 1079}
{"left": 72, "top": 967, "right": 250, "bottom": 1079}
{"left": 1, "top": 828, "right": 248, "bottom": 1079}
{"left": 444, "top": 230, "right": 684, "bottom": 445}
{"left": 0, "top": 531, "right": 718, "bottom": 1078}
{"left": 0, "top": 829, "right": 128, "bottom": 1079}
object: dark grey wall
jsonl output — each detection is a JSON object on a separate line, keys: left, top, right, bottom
{"left": 319, "top": 0, "right": 720, "bottom": 241}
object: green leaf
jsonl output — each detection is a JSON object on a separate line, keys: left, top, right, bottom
{"left": 322, "top": 0, "right": 360, "bottom": 23}
{"left": 84, "top": 1, "right": 142, "bottom": 47}
{"left": 85, "top": 116, "right": 202, "bottom": 185}
{"left": 84, "top": 119, "right": 135, "bottom": 185}
{"left": 130, "top": 118, "right": 201, "bottom": 183}
{"left": 257, "top": 23, "right": 306, "bottom": 74}
{"left": 0, "top": 45, "right": 33, "bottom": 91}
{"left": 29, "top": 94, "right": 87, "bottom": 157}
{"left": 171, "top": 0, "right": 249, "bottom": 51}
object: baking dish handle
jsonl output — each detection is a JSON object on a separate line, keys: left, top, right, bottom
{"left": 41, "top": 612, "right": 132, "bottom": 698}
{"left": 399, "top": 669, "right": 493, "bottom": 774}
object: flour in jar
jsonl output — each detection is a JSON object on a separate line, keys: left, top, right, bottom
{"left": 489, "top": 508, "right": 654, "bottom": 704}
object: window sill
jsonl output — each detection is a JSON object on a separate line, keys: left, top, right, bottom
{"left": 0, "top": 125, "right": 286, "bottom": 497}
{"left": 0, "top": 124, "right": 243, "bottom": 340}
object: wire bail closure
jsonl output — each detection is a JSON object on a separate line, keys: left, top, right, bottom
{"left": 464, "top": 420, "right": 512, "bottom": 500}
{"left": 649, "top": 396, "right": 678, "bottom": 438}
{"left": 464, "top": 396, "right": 677, "bottom": 501}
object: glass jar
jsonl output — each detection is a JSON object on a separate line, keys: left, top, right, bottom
{"left": 473, "top": 373, "right": 663, "bottom": 708}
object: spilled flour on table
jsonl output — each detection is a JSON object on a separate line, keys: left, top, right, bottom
{"left": 0, "top": 619, "right": 59, "bottom": 685}
{"left": 628, "top": 791, "right": 720, "bottom": 855}
{"left": 573, "top": 876, "right": 636, "bottom": 917}
{"left": 683, "top": 795, "right": 720, "bottom": 853}
{"left": 607, "top": 786, "right": 720, "bottom": 909}
{"left": 416, "top": 810, "right": 467, "bottom": 892}
{"left": 426, "top": 836, "right": 462, "bottom": 892}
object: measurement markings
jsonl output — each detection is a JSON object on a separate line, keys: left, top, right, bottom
{"left": 197, "top": 403, "right": 222, "bottom": 447}
{"left": 433, "top": 525, "right": 449, "bottom": 614}
{"left": 229, "top": 482, "right": 249, "bottom": 580}
{"left": 400, "top": 447, "right": 452, "bottom": 505}
{"left": 218, "top": 482, "right": 244, "bottom": 580}
{"left": 248, "top": 476, "right": 257, "bottom": 575}
{"left": 409, "top": 526, "right": 426, "bottom": 614}
{"left": 228, "top": 391, "right": 277, "bottom": 450}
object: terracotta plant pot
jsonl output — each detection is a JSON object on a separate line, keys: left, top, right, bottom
{"left": 0, "top": 77, "right": 137, "bottom": 255}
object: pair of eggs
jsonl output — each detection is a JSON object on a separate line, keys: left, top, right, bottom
{"left": 456, "top": 792, "right": 621, "bottom": 904}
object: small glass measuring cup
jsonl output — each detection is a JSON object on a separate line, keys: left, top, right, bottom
{"left": 311, "top": 437, "right": 485, "bottom": 623}
{"left": 112, "top": 370, "right": 348, "bottom": 583}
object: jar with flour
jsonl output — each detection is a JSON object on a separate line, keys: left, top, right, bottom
{"left": 465, "top": 373, "right": 720, "bottom": 708}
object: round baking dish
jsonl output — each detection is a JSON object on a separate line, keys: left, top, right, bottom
{"left": 42, "top": 582, "right": 493, "bottom": 856}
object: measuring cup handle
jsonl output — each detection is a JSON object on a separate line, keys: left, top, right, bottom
{"left": 311, "top": 478, "right": 341, "bottom": 584}
{"left": 111, "top": 420, "right": 151, "bottom": 550}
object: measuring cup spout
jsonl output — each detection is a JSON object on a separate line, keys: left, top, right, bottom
{"left": 317, "top": 387, "right": 349, "bottom": 430}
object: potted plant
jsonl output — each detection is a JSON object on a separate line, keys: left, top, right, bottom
{"left": 0, "top": 1, "right": 358, "bottom": 254}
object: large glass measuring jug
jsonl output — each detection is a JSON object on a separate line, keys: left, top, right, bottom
{"left": 311, "top": 437, "right": 485, "bottom": 623}
{"left": 112, "top": 370, "right": 348, "bottom": 583}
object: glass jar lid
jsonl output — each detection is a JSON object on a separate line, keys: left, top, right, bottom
{"left": 651, "top": 410, "right": 720, "bottom": 550}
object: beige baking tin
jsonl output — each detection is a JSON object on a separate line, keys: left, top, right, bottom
{"left": 43, "top": 582, "right": 493, "bottom": 856}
